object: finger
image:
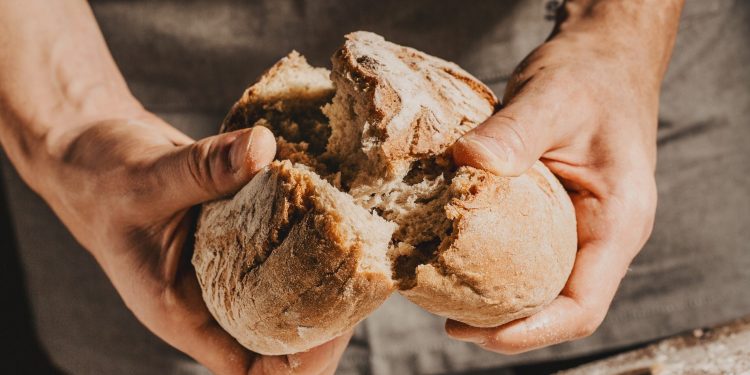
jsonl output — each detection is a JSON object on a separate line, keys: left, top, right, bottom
{"left": 445, "top": 236, "right": 628, "bottom": 354}
{"left": 317, "top": 330, "right": 354, "bottom": 375}
{"left": 444, "top": 170, "right": 656, "bottom": 353}
{"left": 452, "top": 78, "right": 576, "bottom": 177}
{"left": 150, "top": 126, "right": 276, "bottom": 212}
{"left": 249, "top": 330, "right": 354, "bottom": 375}
{"left": 180, "top": 318, "right": 256, "bottom": 375}
{"left": 127, "top": 212, "right": 256, "bottom": 375}
{"left": 143, "top": 212, "right": 352, "bottom": 375}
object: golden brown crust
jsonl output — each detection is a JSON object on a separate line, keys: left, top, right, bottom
{"left": 328, "top": 31, "right": 498, "bottom": 183}
{"left": 336, "top": 32, "right": 496, "bottom": 159}
{"left": 193, "top": 161, "right": 394, "bottom": 355}
{"left": 193, "top": 32, "right": 577, "bottom": 355}
{"left": 222, "top": 51, "right": 334, "bottom": 162}
{"left": 399, "top": 163, "right": 577, "bottom": 327}
{"left": 221, "top": 51, "right": 334, "bottom": 133}
{"left": 330, "top": 32, "right": 576, "bottom": 327}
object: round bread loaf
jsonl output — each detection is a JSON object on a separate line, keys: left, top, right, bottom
{"left": 193, "top": 31, "right": 577, "bottom": 355}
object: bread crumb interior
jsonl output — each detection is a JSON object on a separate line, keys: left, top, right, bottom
{"left": 284, "top": 88, "right": 456, "bottom": 290}
{"left": 226, "top": 54, "right": 457, "bottom": 288}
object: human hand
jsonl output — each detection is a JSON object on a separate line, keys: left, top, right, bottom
{"left": 0, "top": 0, "right": 352, "bottom": 372}
{"left": 447, "top": 0, "right": 684, "bottom": 354}
{"left": 36, "top": 113, "right": 351, "bottom": 375}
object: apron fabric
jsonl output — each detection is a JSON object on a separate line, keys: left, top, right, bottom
{"left": 1, "top": 1, "right": 747, "bottom": 374}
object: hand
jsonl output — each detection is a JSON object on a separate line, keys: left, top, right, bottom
{"left": 0, "top": 1, "right": 351, "bottom": 371}
{"left": 36, "top": 112, "right": 350, "bottom": 375}
{"left": 447, "top": 0, "right": 683, "bottom": 354}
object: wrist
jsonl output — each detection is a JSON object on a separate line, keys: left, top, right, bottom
{"left": 552, "top": 0, "right": 684, "bottom": 82}
{"left": 1, "top": 87, "right": 145, "bottom": 192}
{"left": 0, "top": 0, "right": 145, "bottom": 190}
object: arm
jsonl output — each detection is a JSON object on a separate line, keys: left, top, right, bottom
{"left": 0, "top": 1, "right": 349, "bottom": 374}
{"left": 0, "top": 1, "right": 142, "bottom": 185}
{"left": 449, "top": 0, "right": 684, "bottom": 353}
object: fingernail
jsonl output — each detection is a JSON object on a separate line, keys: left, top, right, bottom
{"left": 456, "top": 134, "right": 509, "bottom": 175}
{"left": 451, "top": 333, "right": 487, "bottom": 345}
{"left": 453, "top": 335, "right": 485, "bottom": 344}
{"left": 230, "top": 127, "right": 276, "bottom": 174}
{"left": 445, "top": 320, "right": 483, "bottom": 343}
{"left": 229, "top": 128, "right": 256, "bottom": 173}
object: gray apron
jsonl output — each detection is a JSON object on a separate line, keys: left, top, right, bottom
{"left": 1, "top": 1, "right": 747, "bottom": 374}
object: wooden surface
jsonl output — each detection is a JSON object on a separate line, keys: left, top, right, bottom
{"left": 560, "top": 316, "right": 750, "bottom": 375}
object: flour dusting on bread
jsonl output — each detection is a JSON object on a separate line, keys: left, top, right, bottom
{"left": 193, "top": 31, "right": 577, "bottom": 355}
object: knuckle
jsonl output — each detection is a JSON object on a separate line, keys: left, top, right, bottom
{"left": 575, "top": 319, "right": 599, "bottom": 339}
{"left": 502, "top": 120, "right": 530, "bottom": 158}
{"left": 640, "top": 196, "right": 657, "bottom": 239}
{"left": 479, "top": 332, "right": 528, "bottom": 355}
{"left": 575, "top": 310, "right": 605, "bottom": 339}
{"left": 484, "top": 341, "right": 527, "bottom": 355}
{"left": 622, "top": 175, "right": 658, "bottom": 240}
{"left": 186, "top": 140, "right": 220, "bottom": 197}
{"left": 482, "top": 114, "right": 533, "bottom": 171}
{"left": 636, "top": 177, "right": 658, "bottom": 215}
{"left": 540, "top": 65, "right": 597, "bottom": 108}
{"left": 607, "top": 170, "right": 658, "bottom": 242}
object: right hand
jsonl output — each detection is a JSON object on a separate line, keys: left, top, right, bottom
{"left": 31, "top": 111, "right": 350, "bottom": 375}
{"left": 446, "top": 0, "right": 680, "bottom": 351}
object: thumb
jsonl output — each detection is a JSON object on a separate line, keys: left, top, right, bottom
{"left": 452, "top": 102, "right": 557, "bottom": 177}
{"left": 154, "top": 126, "right": 276, "bottom": 212}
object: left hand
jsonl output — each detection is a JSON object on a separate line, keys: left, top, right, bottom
{"left": 446, "top": 0, "right": 684, "bottom": 354}
{"left": 32, "top": 111, "right": 351, "bottom": 375}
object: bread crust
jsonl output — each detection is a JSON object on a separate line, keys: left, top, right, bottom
{"left": 193, "top": 32, "right": 577, "bottom": 354}
{"left": 193, "top": 53, "right": 395, "bottom": 355}
{"left": 334, "top": 32, "right": 496, "bottom": 160}
{"left": 327, "top": 32, "right": 497, "bottom": 184}
{"left": 400, "top": 163, "right": 576, "bottom": 327}
{"left": 194, "top": 161, "right": 395, "bottom": 354}
{"left": 329, "top": 32, "right": 576, "bottom": 327}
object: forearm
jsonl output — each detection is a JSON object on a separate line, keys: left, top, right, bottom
{"left": 0, "top": 0, "right": 141, "bottom": 188}
{"left": 552, "top": 0, "right": 684, "bottom": 82}
{"left": 498, "top": 0, "right": 685, "bottom": 159}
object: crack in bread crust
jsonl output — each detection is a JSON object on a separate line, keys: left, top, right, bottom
{"left": 194, "top": 161, "right": 394, "bottom": 355}
{"left": 193, "top": 32, "right": 577, "bottom": 354}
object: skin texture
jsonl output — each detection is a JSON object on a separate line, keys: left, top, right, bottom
{"left": 449, "top": 0, "right": 686, "bottom": 354}
{"left": 0, "top": 1, "right": 349, "bottom": 374}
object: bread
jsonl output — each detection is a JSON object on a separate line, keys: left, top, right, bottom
{"left": 193, "top": 31, "right": 577, "bottom": 355}
{"left": 193, "top": 160, "right": 396, "bottom": 354}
